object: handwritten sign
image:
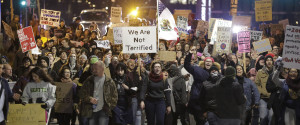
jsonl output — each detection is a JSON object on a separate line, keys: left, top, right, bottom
{"left": 237, "top": 31, "right": 251, "bottom": 53}
{"left": 111, "top": 7, "right": 122, "bottom": 23}
{"left": 95, "top": 40, "right": 111, "bottom": 49}
{"left": 210, "top": 19, "right": 232, "bottom": 44}
{"left": 255, "top": 0, "right": 272, "bottom": 22}
{"left": 177, "top": 16, "right": 188, "bottom": 34}
{"left": 253, "top": 38, "right": 272, "bottom": 54}
{"left": 113, "top": 27, "right": 122, "bottom": 44}
{"left": 2, "top": 21, "right": 15, "bottom": 40}
{"left": 173, "top": 9, "right": 192, "bottom": 23}
{"left": 282, "top": 25, "right": 300, "bottom": 69}
{"left": 122, "top": 26, "right": 156, "bottom": 53}
{"left": 40, "top": 9, "right": 61, "bottom": 27}
{"left": 7, "top": 104, "right": 46, "bottom": 125}
{"left": 215, "top": 27, "right": 232, "bottom": 54}
{"left": 54, "top": 82, "right": 73, "bottom": 113}
{"left": 250, "top": 31, "right": 263, "bottom": 42}
{"left": 158, "top": 51, "right": 176, "bottom": 61}
{"left": 17, "top": 26, "right": 37, "bottom": 53}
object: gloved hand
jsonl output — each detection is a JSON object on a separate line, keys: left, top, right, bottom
{"left": 21, "top": 102, "right": 27, "bottom": 106}
{"left": 41, "top": 103, "right": 48, "bottom": 109}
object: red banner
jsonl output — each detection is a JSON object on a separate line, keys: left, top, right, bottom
{"left": 17, "top": 26, "right": 37, "bottom": 53}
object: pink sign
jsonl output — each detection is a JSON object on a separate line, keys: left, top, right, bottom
{"left": 237, "top": 31, "right": 251, "bottom": 53}
{"left": 17, "top": 26, "right": 37, "bottom": 53}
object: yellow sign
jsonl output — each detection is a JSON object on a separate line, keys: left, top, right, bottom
{"left": 255, "top": 0, "right": 272, "bottom": 22}
{"left": 253, "top": 38, "right": 272, "bottom": 54}
{"left": 230, "top": 0, "right": 238, "bottom": 16}
{"left": 158, "top": 51, "right": 176, "bottom": 62}
{"left": 7, "top": 104, "right": 46, "bottom": 125}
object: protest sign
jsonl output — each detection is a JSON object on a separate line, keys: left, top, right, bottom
{"left": 111, "top": 23, "right": 129, "bottom": 28}
{"left": 208, "top": 18, "right": 218, "bottom": 39}
{"left": 253, "top": 38, "right": 272, "bottom": 54}
{"left": 282, "top": 25, "right": 300, "bottom": 69}
{"left": 95, "top": 40, "right": 111, "bottom": 49}
{"left": 107, "top": 28, "right": 114, "bottom": 43}
{"left": 279, "top": 19, "right": 289, "bottom": 30}
{"left": 111, "top": 7, "right": 122, "bottom": 23}
{"left": 17, "top": 26, "right": 37, "bottom": 53}
{"left": 255, "top": 0, "right": 272, "bottom": 22}
{"left": 40, "top": 9, "right": 61, "bottom": 27}
{"left": 158, "top": 51, "right": 176, "bottom": 61}
{"left": 215, "top": 27, "right": 232, "bottom": 54}
{"left": 173, "top": 9, "right": 192, "bottom": 23}
{"left": 270, "top": 24, "right": 283, "bottom": 36}
{"left": 2, "top": 21, "right": 15, "bottom": 40}
{"left": 7, "top": 104, "right": 46, "bottom": 125}
{"left": 122, "top": 26, "right": 156, "bottom": 53}
{"left": 54, "top": 82, "right": 73, "bottom": 113}
{"left": 210, "top": 19, "right": 232, "bottom": 44}
{"left": 250, "top": 31, "right": 263, "bottom": 42}
{"left": 159, "top": 8, "right": 178, "bottom": 40}
{"left": 230, "top": 0, "right": 238, "bottom": 16}
{"left": 232, "top": 15, "right": 251, "bottom": 28}
{"left": 54, "top": 29, "right": 64, "bottom": 38}
{"left": 196, "top": 20, "right": 209, "bottom": 32}
{"left": 237, "top": 31, "right": 251, "bottom": 53}
{"left": 177, "top": 16, "right": 188, "bottom": 34}
{"left": 113, "top": 27, "right": 123, "bottom": 45}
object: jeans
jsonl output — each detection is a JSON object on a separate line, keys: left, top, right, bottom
{"left": 259, "top": 99, "right": 273, "bottom": 125}
{"left": 217, "top": 119, "right": 241, "bottom": 125}
{"left": 132, "top": 97, "right": 142, "bottom": 125}
{"left": 252, "top": 107, "right": 260, "bottom": 125}
{"left": 88, "top": 110, "right": 109, "bottom": 125}
{"left": 56, "top": 113, "right": 72, "bottom": 125}
{"left": 145, "top": 98, "right": 166, "bottom": 125}
{"left": 285, "top": 107, "right": 296, "bottom": 125}
{"left": 207, "top": 112, "right": 218, "bottom": 125}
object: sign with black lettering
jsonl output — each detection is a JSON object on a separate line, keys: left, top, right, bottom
{"left": 122, "top": 26, "right": 157, "bottom": 53}
{"left": 7, "top": 104, "right": 46, "bottom": 125}
{"left": 40, "top": 9, "right": 61, "bottom": 27}
{"left": 237, "top": 31, "right": 251, "bottom": 53}
{"left": 54, "top": 82, "right": 73, "bottom": 113}
{"left": 111, "top": 7, "right": 122, "bottom": 23}
{"left": 95, "top": 40, "right": 111, "bottom": 49}
{"left": 250, "top": 30, "right": 263, "bottom": 42}
{"left": 282, "top": 25, "right": 300, "bottom": 69}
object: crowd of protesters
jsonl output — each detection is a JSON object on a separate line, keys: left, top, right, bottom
{"left": 0, "top": 13, "right": 300, "bottom": 125}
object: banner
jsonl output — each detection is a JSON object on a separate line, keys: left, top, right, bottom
{"left": 2, "top": 21, "right": 15, "bottom": 40}
{"left": 255, "top": 0, "right": 272, "bottom": 22}
{"left": 250, "top": 31, "right": 263, "bottom": 42}
{"left": 95, "top": 40, "right": 111, "bottom": 49}
{"left": 111, "top": 7, "right": 122, "bottom": 23}
{"left": 282, "top": 25, "right": 300, "bottom": 69}
{"left": 122, "top": 26, "right": 157, "bottom": 53}
{"left": 7, "top": 104, "right": 46, "bottom": 125}
{"left": 210, "top": 19, "right": 232, "bottom": 44}
{"left": 40, "top": 9, "right": 61, "bottom": 27}
{"left": 237, "top": 31, "right": 251, "bottom": 53}
{"left": 230, "top": 0, "right": 238, "bottom": 16}
{"left": 253, "top": 38, "right": 272, "bottom": 54}
{"left": 270, "top": 24, "right": 284, "bottom": 35}
{"left": 113, "top": 27, "right": 123, "bottom": 45}
{"left": 215, "top": 27, "right": 232, "bottom": 54}
{"left": 279, "top": 19, "right": 289, "bottom": 30}
{"left": 158, "top": 51, "right": 176, "bottom": 61}
{"left": 158, "top": 8, "right": 178, "bottom": 40}
{"left": 17, "top": 26, "right": 37, "bottom": 53}
{"left": 177, "top": 16, "right": 188, "bottom": 34}
{"left": 54, "top": 82, "right": 73, "bottom": 113}
{"left": 232, "top": 15, "right": 251, "bottom": 28}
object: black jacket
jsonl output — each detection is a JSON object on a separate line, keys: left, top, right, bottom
{"left": 1, "top": 78, "right": 13, "bottom": 121}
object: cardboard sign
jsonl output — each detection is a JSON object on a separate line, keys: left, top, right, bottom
{"left": 113, "top": 27, "right": 123, "bottom": 45}
{"left": 250, "top": 31, "right": 263, "bottom": 42}
{"left": 237, "top": 31, "right": 251, "bottom": 53}
{"left": 54, "top": 29, "right": 64, "bottom": 38}
{"left": 7, "top": 104, "right": 46, "bottom": 125}
{"left": 173, "top": 9, "right": 192, "bottom": 24}
{"left": 122, "top": 26, "right": 157, "bottom": 53}
{"left": 2, "top": 21, "right": 15, "bottom": 40}
{"left": 255, "top": 0, "right": 272, "bottom": 22}
{"left": 270, "top": 24, "right": 283, "bottom": 35}
{"left": 95, "top": 40, "right": 111, "bottom": 49}
{"left": 54, "top": 82, "right": 73, "bottom": 113}
{"left": 253, "top": 38, "right": 272, "bottom": 54}
{"left": 230, "top": 0, "right": 238, "bottom": 16}
{"left": 279, "top": 19, "right": 289, "bottom": 30}
{"left": 232, "top": 15, "right": 251, "bottom": 28}
{"left": 158, "top": 51, "right": 176, "bottom": 61}
{"left": 210, "top": 19, "right": 232, "bottom": 44}
{"left": 40, "top": 9, "right": 61, "bottom": 27}
{"left": 17, "top": 26, "right": 37, "bottom": 53}
{"left": 111, "top": 7, "right": 122, "bottom": 23}
{"left": 282, "top": 25, "right": 300, "bottom": 69}
{"left": 177, "top": 16, "right": 188, "bottom": 34}
{"left": 215, "top": 27, "right": 232, "bottom": 54}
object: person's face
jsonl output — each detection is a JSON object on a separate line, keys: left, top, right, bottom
{"left": 128, "top": 61, "right": 135, "bottom": 70}
{"left": 159, "top": 43, "right": 166, "bottom": 50}
{"left": 24, "top": 60, "right": 31, "bottom": 68}
{"left": 266, "top": 58, "right": 273, "bottom": 68}
{"left": 63, "top": 69, "right": 71, "bottom": 79}
{"left": 4, "top": 65, "right": 12, "bottom": 77}
{"left": 123, "top": 54, "right": 130, "bottom": 60}
{"left": 14, "top": 17, "right": 19, "bottom": 22}
{"left": 231, "top": 55, "right": 237, "bottom": 64}
{"left": 91, "top": 33, "right": 96, "bottom": 39}
{"left": 41, "top": 59, "right": 48, "bottom": 68}
{"left": 141, "top": 53, "right": 147, "bottom": 58}
{"left": 91, "top": 63, "right": 104, "bottom": 77}
{"left": 116, "top": 68, "right": 125, "bottom": 77}
{"left": 288, "top": 69, "right": 298, "bottom": 80}
{"left": 273, "top": 56, "right": 278, "bottom": 62}
{"left": 60, "top": 21, "right": 65, "bottom": 26}
{"left": 32, "top": 73, "right": 41, "bottom": 82}
{"left": 112, "top": 57, "right": 118, "bottom": 65}
{"left": 51, "top": 47, "right": 57, "bottom": 54}
{"left": 185, "top": 44, "right": 190, "bottom": 52}
{"left": 153, "top": 63, "right": 162, "bottom": 75}
{"left": 205, "top": 59, "right": 213, "bottom": 69}
{"left": 163, "top": 71, "right": 168, "bottom": 79}
{"left": 61, "top": 52, "right": 67, "bottom": 60}
{"left": 37, "top": 40, "right": 43, "bottom": 47}
{"left": 272, "top": 46, "right": 279, "bottom": 55}
{"left": 79, "top": 56, "right": 87, "bottom": 65}
{"left": 176, "top": 43, "right": 181, "bottom": 51}
{"left": 196, "top": 43, "right": 200, "bottom": 49}
{"left": 33, "top": 54, "right": 39, "bottom": 60}
{"left": 259, "top": 59, "right": 265, "bottom": 66}
{"left": 236, "top": 66, "right": 243, "bottom": 77}
{"left": 70, "top": 54, "right": 77, "bottom": 62}
{"left": 180, "top": 58, "right": 184, "bottom": 65}
{"left": 61, "top": 40, "right": 68, "bottom": 47}
{"left": 245, "top": 58, "right": 250, "bottom": 66}
{"left": 176, "top": 51, "right": 182, "bottom": 59}
{"left": 47, "top": 42, "right": 53, "bottom": 48}
{"left": 71, "top": 48, "right": 76, "bottom": 54}
{"left": 236, "top": 52, "right": 242, "bottom": 58}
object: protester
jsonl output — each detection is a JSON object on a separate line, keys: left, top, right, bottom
{"left": 0, "top": 63, "right": 13, "bottom": 125}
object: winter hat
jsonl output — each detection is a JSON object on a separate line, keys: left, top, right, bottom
{"left": 204, "top": 57, "right": 215, "bottom": 63}
{"left": 80, "top": 55, "right": 88, "bottom": 60}
{"left": 264, "top": 55, "right": 274, "bottom": 64}
{"left": 90, "top": 55, "right": 99, "bottom": 64}
{"left": 38, "top": 56, "right": 50, "bottom": 67}
{"left": 209, "top": 65, "right": 219, "bottom": 73}
{"left": 265, "top": 53, "right": 275, "bottom": 58}
{"left": 225, "top": 66, "right": 236, "bottom": 78}
{"left": 197, "top": 52, "right": 202, "bottom": 57}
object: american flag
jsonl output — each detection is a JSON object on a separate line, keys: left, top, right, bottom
{"left": 158, "top": 0, "right": 166, "bottom": 15}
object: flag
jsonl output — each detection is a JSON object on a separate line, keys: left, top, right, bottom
{"left": 158, "top": 0, "right": 166, "bottom": 15}
{"left": 158, "top": 7, "right": 178, "bottom": 40}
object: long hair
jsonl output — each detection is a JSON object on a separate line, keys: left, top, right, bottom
{"left": 59, "top": 67, "right": 71, "bottom": 79}
{"left": 29, "top": 67, "right": 53, "bottom": 83}
{"left": 236, "top": 64, "right": 246, "bottom": 77}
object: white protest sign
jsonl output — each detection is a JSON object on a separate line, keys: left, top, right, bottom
{"left": 253, "top": 38, "right": 272, "bottom": 54}
{"left": 40, "top": 9, "right": 61, "bottom": 27}
{"left": 111, "top": 7, "right": 122, "bottom": 23}
{"left": 113, "top": 27, "right": 122, "bottom": 45}
{"left": 250, "top": 31, "right": 263, "bottom": 42}
{"left": 95, "top": 40, "right": 111, "bottom": 49}
{"left": 177, "top": 16, "right": 188, "bottom": 34}
{"left": 210, "top": 20, "right": 232, "bottom": 44}
{"left": 208, "top": 18, "right": 219, "bottom": 39}
{"left": 215, "top": 27, "right": 232, "bottom": 54}
{"left": 122, "top": 26, "right": 157, "bottom": 53}
{"left": 282, "top": 25, "right": 300, "bottom": 69}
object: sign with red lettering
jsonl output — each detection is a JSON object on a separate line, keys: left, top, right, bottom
{"left": 237, "top": 31, "right": 251, "bottom": 53}
{"left": 17, "top": 26, "right": 37, "bottom": 53}
{"left": 40, "top": 9, "right": 61, "bottom": 27}
{"left": 282, "top": 25, "right": 300, "bottom": 69}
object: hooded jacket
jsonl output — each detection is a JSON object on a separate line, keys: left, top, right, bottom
{"left": 255, "top": 66, "right": 275, "bottom": 99}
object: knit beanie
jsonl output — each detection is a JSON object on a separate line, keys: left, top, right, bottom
{"left": 225, "top": 66, "right": 236, "bottom": 78}
{"left": 209, "top": 65, "right": 219, "bottom": 73}
{"left": 264, "top": 55, "right": 274, "bottom": 65}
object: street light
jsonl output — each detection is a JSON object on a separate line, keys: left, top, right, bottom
{"left": 92, "top": 4, "right": 96, "bottom": 8}
{"left": 21, "top": 1, "right": 26, "bottom": 6}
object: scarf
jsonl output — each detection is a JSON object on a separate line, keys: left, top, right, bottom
{"left": 149, "top": 72, "right": 163, "bottom": 83}
{"left": 286, "top": 76, "right": 300, "bottom": 91}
